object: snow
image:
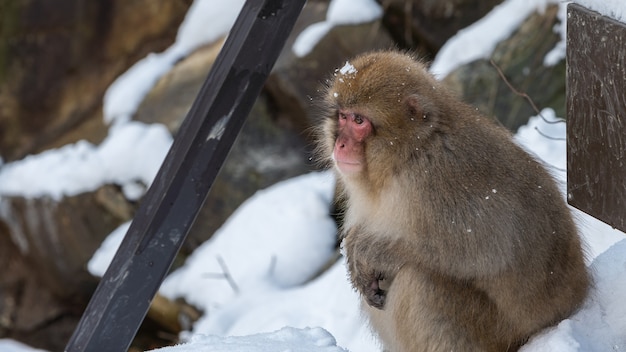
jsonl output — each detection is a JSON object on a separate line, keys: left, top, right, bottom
{"left": 157, "top": 172, "right": 339, "bottom": 308}
{"left": 0, "top": 340, "right": 46, "bottom": 352}
{"left": 431, "top": 0, "right": 626, "bottom": 74}
{"left": 521, "top": 239, "right": 626, "bottom": 351}
{"left": 104, "top": 0, "right": 245, "bottom": 126}
{"left": 543, "top": 3, "right": 569, "bottom": 66}
{"left": 574, "top": 0, "right": 626, "bottom": 22}
{"left": 338, "top": 61, "right": 357, "bottom": 75}
{"left": 431, "top": 0, "right": 560, "bottom": 78}
{"left": 88, "top": 221, "right": 131, "bottom": 277}
{"left": 292, "top": 0, "right": 382, "bottom": 57}
{"left": 150, "top": 327, "right": 347, "bottom": 352}
{"left": 0, "top": 122, "right": 171, "bottom": 201}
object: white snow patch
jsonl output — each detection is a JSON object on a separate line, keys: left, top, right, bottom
{"left": 431, "top": 0, "right": 557, "bottom": 78}
{"left": 521, "top": 239, "right": 626, "bottom": 351}
{"left": 543, "top": 2, "right": 568, "bottom": 66}
{"left": 326, "top": 0, "right": 382, "bottom": 25}
{"left": 338, "top": 61, "right": 357, "bottom": 75}
{"left": 0, "top": 340, "right": 47, "bottom": 352}
{"left": 292, "top": 22, "right": 333, "bottom": 57}
{"left": 88, "top": 221, "right": 131, "bottom": 277}
{"left": 292, "top": 0, "right": 382, "bottom": 57}
{"left": 149, "top": 327, "right": 347, "bottom": 352}
{"left": 158, "top": 172, "right": 338, "bottom": 308}
{"left": 0, "top": 122, "right": 171, "bottom": 200}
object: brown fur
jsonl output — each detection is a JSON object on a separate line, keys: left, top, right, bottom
{"left": 314, "top": 51, "right": 590, "bottom": 352}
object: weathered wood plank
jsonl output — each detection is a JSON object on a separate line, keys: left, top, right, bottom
{"left": 567, "top": 3, "right": 626, "bottom": 233}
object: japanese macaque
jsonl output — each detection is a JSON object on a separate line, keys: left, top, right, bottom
{"left": 315, "top": 51, "right": 590, "bottom": 352}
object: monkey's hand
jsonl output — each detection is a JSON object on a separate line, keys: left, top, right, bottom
{"left": 344, "top": 230, "right": 388, "bottom": 309}
{"left": 349, "top": 255, "right": 387, "bottom": 309}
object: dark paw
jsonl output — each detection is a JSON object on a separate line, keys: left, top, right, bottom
{"left": 363, "top": 277, "right": 386, "bottom": 309}
{"left": 365, "top": 288, "right": 386, "bottom": 309}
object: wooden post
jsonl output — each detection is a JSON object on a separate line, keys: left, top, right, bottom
{"left": 567, "top": 4, "right": 626, "bottom": 233}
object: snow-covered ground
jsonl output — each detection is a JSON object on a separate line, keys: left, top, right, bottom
{"left": 0, "top": 339, "right": 47, "bottom": 352}
{"left": 1, "top": 0, "right": 626, "bottom": 351}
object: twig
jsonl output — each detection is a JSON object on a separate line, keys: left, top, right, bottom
{"left": 216, "top": 256, "right": 239, "bottom": 294}
{"left": 489, "top": 59, "right": 565, "bottom": 125}
{"left": 534, "top": 126, "right": 565, "bottom": 141}
{"left": 202, "top": 255, "right": 239, "bottom": 294}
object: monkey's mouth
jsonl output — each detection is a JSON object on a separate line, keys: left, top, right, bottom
{"left": 334, "top": 160, "right": 363, "bottom": 174}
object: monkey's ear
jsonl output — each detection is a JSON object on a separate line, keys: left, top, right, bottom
{"left": 405, "top": 94, "right": 424, "bottom": 118}
{"left": 404, "top": 94, "right": 437, "bottom": 121}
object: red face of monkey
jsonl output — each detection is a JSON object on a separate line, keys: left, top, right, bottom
{"left": 333, "top": 109, "right": 373, "bottom": 175}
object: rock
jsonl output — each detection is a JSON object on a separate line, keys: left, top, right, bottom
{"left": 266, "top": 3, "right": 396, "bottom": 132}
{"left": 379, "top": 0, "right": 503, "bottom": 57}
{"left": 134, "top": 39, "right": 312, "bottom": 252}
{"left": 135, "top": 40, "right": 225, "bottom": 132}
{"left": 0, "top": 0, "right": 192, "bottom": 161}
{"left": 442, "top": 4, "right": 565, "bottom": 131}
{"left": 0, "top": 185, "right": 132, "bottom": 299}
{"left": 0, "top": 185, "right": 136, "bottom": 350}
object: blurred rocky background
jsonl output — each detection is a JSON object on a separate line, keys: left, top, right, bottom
{"left": 0, "top": 0, "right": 566, "bottom": 350}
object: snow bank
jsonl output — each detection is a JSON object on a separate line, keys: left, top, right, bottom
{"left": 521, "top": 239, "right": 626, "bottom": 351}
{"left": 150, "top": 327, "right": 347, "bottom": 352}
{"left": 292, "top": 0, "right": 382, "bottom": 57}
{"left": 432, "top": 0, "right": 626, "bottom": 73}
{"left": 430, "top": 0, "right": 566, "bottom": 77}
{"left": 0, "top": 122, "right": 171, "bottom": 200}
{"left": 157, "top": 172, "right": 339, "bottom": 309}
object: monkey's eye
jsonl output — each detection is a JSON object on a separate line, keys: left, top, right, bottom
{"left": 354, "top": 115, "right": 364, "bottom": 124}
{"left": 338, "top": 112, "right": 347, "bottom": 120}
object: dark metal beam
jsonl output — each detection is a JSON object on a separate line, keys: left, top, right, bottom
{"left": 65, "top": 0, "right": 306, "bottom": 350}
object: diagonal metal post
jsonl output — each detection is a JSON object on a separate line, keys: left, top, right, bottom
{"left": 65, "top": 0, "right": 305, "bottom": 350}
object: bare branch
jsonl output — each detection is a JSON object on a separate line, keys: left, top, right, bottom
{"left": 216, "top": 255, "right": 239, "bottom": 294}
{"left": 489, "top": 59, "right": 565, "bottom": 125}
{"left": 202, "top": 255, "right": 239, "bottom": 294}
{"left": 534, "top": 127, "right": 566, "bottom": 141}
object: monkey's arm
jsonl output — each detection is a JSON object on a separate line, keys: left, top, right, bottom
{"left": 343, "top": 228, "right": 409, "bottom": 309}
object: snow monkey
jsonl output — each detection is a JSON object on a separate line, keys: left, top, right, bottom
{"left": 315, "top": 51, "right": 590, "bottom": 352}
